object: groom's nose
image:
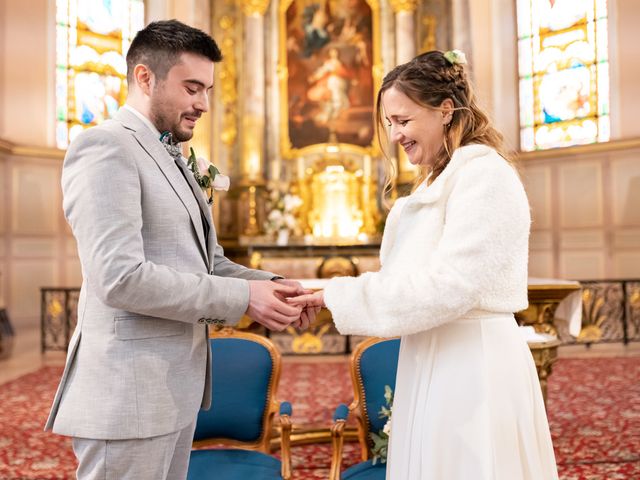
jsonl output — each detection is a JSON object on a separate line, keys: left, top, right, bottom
{"left": 193, "top": 91, "right": 209, "bottom": 113}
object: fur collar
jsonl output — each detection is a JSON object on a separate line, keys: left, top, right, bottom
{"left": 406, "top": 144, "right": 495, "bottom": 206}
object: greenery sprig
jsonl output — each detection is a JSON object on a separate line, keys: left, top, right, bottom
{"left": 370, "top": 385, "right": 394, "bottom": 465}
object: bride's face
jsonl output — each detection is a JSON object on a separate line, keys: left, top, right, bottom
{"left": 382, "top": 86, "right": 451, "bottom": 168}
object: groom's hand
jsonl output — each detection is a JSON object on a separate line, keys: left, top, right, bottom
{"left": 272, "top": 278, "right": 311, "bottom": 296}
{"left": 246, "top": 280, "right": 302, "bottom": 331}
{"left": 272, "top": 279, "right": 317, "bottom": 330}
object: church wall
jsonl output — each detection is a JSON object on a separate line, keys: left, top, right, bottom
{"left": 522, "top": 141, "right": 640, "bottom": 280}
{"left": 0, "top": 1, "right": 68, "bottom": 330}
{"left": 0, "top": 0, "right": 55, "bottom": 147}
{"left": 468, "top": 0, "right": 519, "bottom": 149}
{"left": 612, "top": 0, "right": 640, "bottom": 139}
{"left": 0, "top": 147, "right": 73, "bottom": 330}
{"left": 0, "top": 3, "right": 6, "bottom": 309}
{"left": 0, "top": 0, "right": 6, "bottom": 139}
{"left": 0, "top": 152, "right": 6, "bottom": 309}
{"left": 468, "top": 0, "right": 640, "bottom": 281}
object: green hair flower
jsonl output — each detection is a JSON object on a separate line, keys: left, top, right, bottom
{"left": 444, "top": 49, "right": 467, "bottom": 65}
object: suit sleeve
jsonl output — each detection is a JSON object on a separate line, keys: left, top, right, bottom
{"left": 62, "top": 128, "right": 250, "bottom": 324}
{"left": 323, "top": 160, "right": 530, "bottom": 337}
{"left": 211, "top": 243, "right": 282, "bottom": 280}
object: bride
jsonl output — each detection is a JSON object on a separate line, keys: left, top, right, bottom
{"left": 289, "top": 50, "right": 559, "bottom": 479}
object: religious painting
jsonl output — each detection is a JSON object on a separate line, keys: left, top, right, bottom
{"left": 279, "top": 0, "right": 381, "bottom": 157}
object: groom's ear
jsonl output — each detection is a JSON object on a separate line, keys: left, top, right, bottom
{"left": 132, "top": 64, "right": 154, "bottom": 96}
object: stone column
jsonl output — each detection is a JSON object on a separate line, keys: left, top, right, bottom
{"left": 452, "top": 0, "right": 473, "bottom": 65}
{"left": 239, "top": 0, "right": 270, "bottom": 235}
{"left": 152, "top": 0, "right": 213, "bottom": 161}
{"left": 389, "top": 0, "right": 419, "bottom": 184}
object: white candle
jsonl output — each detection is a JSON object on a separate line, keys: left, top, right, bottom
{"left": 363, "top": 155, "right": 372, "bottom": 178}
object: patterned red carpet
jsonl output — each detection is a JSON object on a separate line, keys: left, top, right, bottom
{"left": 0, "top": 356, "right": 638, "bottom": 479}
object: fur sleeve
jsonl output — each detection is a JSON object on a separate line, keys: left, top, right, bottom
{"left": 324, "top": 156, "right": 530, "bottom": 337}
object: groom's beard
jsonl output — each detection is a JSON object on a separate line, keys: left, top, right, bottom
{"left": 150, "top": 106, "right": 196, "bottom": 143}
{"left": 149, "top": 91, "right": 199, "bottom": 143}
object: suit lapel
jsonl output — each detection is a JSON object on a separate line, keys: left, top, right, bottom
{"left": 114, "top": 109, "right": 209, "bottom": 265}
{"left": 172, "top": 150, "right": 216, "bottom": 271}
{"left": 171, "top": 146, "right": 217, "bottom": 272}
{"left": 174, "top": 158, "right": 214, "bottom": 236}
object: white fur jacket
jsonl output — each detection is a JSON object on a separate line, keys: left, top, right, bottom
{"left": 324, "top": 144, "right": 531, "bottom": 338}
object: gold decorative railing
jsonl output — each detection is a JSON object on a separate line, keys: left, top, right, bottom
{"left": 40, "top": 279, "right": 640, "bottom": 353}
{"left": 41, "top": 288, "right": 79, "bottom": 353}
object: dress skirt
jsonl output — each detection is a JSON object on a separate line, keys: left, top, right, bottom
{"left": 386, "top": 311, "right": 558, "bottom": 479}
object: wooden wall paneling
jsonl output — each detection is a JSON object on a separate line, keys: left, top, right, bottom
{"left": 11, "top": 162, "right": 60, "bottom": 235}
{"left": 558, "top": 162, "right": 603, "bottom": 229}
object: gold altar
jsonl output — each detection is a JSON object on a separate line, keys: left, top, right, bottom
{"left": 527, "top": 339, "right": 562, "bottom": 406}
{"left": 515, "top": 281, "right": 581, "bottom": 336}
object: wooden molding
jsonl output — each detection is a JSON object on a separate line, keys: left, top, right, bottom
{"left": 0, "top": 138, "right": 13, "bottom": 154}
{"left": 0, "top": 137, "right": 65, "bottom": 160}
{"left": 3, "top": 136, "right": 638, "bottom": 163}
{"left": 517, "top": 137, "right": 640, "bottom": 161}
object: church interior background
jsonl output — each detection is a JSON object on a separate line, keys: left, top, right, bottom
{"left": 0, "top": 0, "right": 639, "bottom": 476}
{"left": 1, "top": 0, "right": 638, "bottom": 352}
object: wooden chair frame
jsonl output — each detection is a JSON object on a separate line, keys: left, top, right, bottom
{"left": 330, "top": 337, "right": 396, "bottom": 479}
{"left": 192, "top": 327, "right": 292, "bottom": 479}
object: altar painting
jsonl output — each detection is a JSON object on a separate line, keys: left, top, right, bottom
{"left": 281, "top": 0, "right": 376, "bottom": 153}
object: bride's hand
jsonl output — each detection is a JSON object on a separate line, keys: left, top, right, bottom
{"left": 287, "top": 290, "right": 325, "bottom": 308}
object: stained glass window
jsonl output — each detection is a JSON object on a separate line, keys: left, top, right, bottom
{"left": 56, "top": 0, "right": 144, "bottom": 148}
{"left": 516, "top": 0, "right": 609, "bottom": 151}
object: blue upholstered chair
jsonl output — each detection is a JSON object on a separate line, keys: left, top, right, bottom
{"left": 187, "top": 328, "right": 293, "bottom": 480}
{"left": 329, "top": 338, "right": 401, "bottom": 480}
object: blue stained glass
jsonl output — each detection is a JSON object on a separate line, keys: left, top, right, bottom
{"left": 516, "top": 0, "right": 610, "bottom": 151}
{"left": 55, "top": 0, "right": 143, "bottom": 148}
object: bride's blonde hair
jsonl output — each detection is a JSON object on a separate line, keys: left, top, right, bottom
{"left": 375, "top": 50, "right": 513, "bottom": 199}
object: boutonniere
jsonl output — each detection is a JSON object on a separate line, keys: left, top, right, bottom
{"left": 186, "top": 147, "right": 230, "bottom": 205}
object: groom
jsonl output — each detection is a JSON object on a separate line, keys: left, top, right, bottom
{"left": 45, "top": 20, "right": 313, "bottom": 480}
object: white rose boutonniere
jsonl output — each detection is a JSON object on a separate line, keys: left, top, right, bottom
{"left": 186, "top": 147, "right": 230, "bottom": 205}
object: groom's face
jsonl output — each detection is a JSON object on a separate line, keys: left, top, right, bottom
{"left": 149, "top": 52, "right": 214, "bottom": 142}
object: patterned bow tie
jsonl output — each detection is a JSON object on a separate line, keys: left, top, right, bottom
{"left": 159, "top": 131, "right": 183, "bottom": 160}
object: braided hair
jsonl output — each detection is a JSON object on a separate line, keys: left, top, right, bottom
{"left": 376, "top": 50, "right": 512, "bottom": 195}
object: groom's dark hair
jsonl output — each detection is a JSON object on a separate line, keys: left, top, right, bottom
{"left": 126, "top": 19, "right": 222, "bottom": 84}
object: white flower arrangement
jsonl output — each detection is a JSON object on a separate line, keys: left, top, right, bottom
{"left": 264, "top": 182, "right": 303, "bottom": 238}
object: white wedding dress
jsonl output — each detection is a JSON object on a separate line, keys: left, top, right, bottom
{"left": 324, "top": 146, "right": 559, "bottom": 479}
{"left": 386, "top": 311, "right": 558, "bottom": 479}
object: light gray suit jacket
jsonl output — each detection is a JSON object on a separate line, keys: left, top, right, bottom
{"left": 45, "top": 108, "right": 275, "bottom": 440}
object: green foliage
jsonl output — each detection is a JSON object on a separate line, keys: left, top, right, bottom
{"left": 369, "top": 385, "right": 393, "bottom": 465}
